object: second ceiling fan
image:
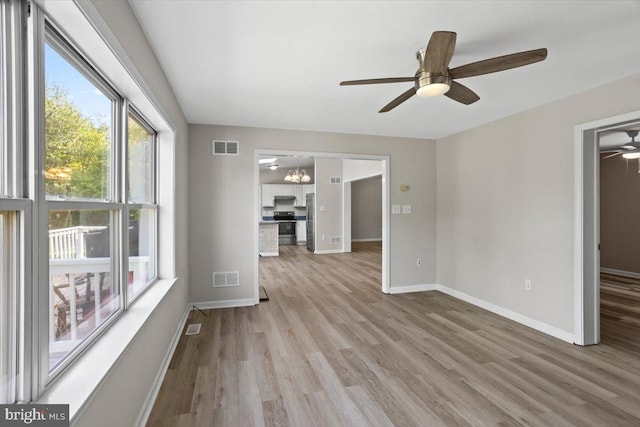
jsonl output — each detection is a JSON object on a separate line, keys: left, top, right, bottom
{"left": 340, "top": 31, "right": 547, "bottom": 113}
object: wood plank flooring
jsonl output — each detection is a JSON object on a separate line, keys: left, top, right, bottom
{"left": 147, "top": 243, "right": 640, "bottom": 426}
{"left": 601, "top": 273, "right": 640, "bottom": 354}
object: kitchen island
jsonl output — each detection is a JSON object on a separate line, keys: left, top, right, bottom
{"left": 258, "top": 221, "right": 278, "bottom": 256}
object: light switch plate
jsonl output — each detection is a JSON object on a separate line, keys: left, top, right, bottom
{"left": 402, "top": 205, "right": 412, "bottom": 214}
{"left": 392, "top": 205, "right": 401, "bottom": 214}
{"left": 319, "top": 205, "right": 326, "bottom": 211}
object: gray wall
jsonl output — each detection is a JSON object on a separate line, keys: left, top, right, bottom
{"left": 315, "top": 157, "right": 343, "bottom": 252}
{"left": 437, "top": 72, "right": 640, "bottom": 334}
{"left": 600, "top": 154, "right": 640, "bottom": 274}
{"left": 75, "top": 2, "right": 189, "bottom": 426}
{"left": 188, "top": 124, "right": 437, "bottom": 303}
{"left": 352, "top": 176, "right": 382, "bottom": 241}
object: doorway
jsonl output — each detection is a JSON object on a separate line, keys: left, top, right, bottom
{"left": 575, "top": 110, "right": 640, "bottom": 345}
{"left": 254, "top": 149, "right": 390, "bottom": 300}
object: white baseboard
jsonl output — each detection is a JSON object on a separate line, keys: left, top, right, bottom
{"left": 314, "top": 249, "right": 344, "bottom": 255}
{"left": 600, "top": 267, "right": 640, "bottom": 280}
{"left": 389, "top": 284, "right": 438, "bottom": 294}
{"left": 351, "top": 238, "right": 382, "bottom": 242}
{"left": 135, "top": 306, "right": 190, "bottom": 427}
{"left": 190, "top": 297, "right": 258, "bottom": 310}
{"left": 434, "top": 285, "right": 574, "bottom": 344}
{"left": 389, "top": 283, "right": 574, "bottom": 344}
{"left": 259, "top": 252, "right": 279, "bottom": 257}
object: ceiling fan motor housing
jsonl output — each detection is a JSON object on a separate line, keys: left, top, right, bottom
{"left": 415, "top": 70, "right": 451, "bottom": 92}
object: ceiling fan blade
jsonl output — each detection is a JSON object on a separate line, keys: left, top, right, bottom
{"left": 444, "top": 81, "right": 480, "bottom": 105}
{"left": 424, "top": 31, "right": 457, "bottom": 74}
{"left": 602, "top": 151, "right": 623, "bottom": 159}
{"left": 340, "top": 77, "right": 414, "bottom": 86}
{"left": 449, "top": 48, "right": 548, "bottom": 79}
{"left": 379, "top": 87, "right": 416, "bottom": 113}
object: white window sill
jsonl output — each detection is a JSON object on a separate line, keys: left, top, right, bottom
{"left": 34, "top": 278, "right": 178, "bottom": 422}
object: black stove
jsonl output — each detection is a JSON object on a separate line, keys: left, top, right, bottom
{"left": 273, "top": 211, "right": 295, "bottom": 221}
{"left": 273, "top": 211, "right": 296, "bottom": 245}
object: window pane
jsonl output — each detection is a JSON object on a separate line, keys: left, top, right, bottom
{"left": 44, "top": 42, "right": 112, "bottom": 201}
{"left": 48, "top": 209, "right": 120, "bottom": 370}
{"left": 0, "top": 211, "right": 17, "bottom": 404}
{"left": 128, "top": 208, "right": 156, "bottom": 301}
{"left": 128, "top": 115, "right": 154, "bottom": 203}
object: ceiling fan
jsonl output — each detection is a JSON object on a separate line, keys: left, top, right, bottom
{"left": 602, "top": 130, "right": 640, "bottom": 159}
{"left": 340, "top": 31, "right": 547, "bottom": 113}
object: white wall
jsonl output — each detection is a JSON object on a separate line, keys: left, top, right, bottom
{"left": 188, "top": 124, "right": 437, "bottom": 303}
{"left": 71, "top": 2, "right": 190, "bottom": 426}
{"left": 343, "top": 159, "right": 382, "bottom": 182}
{"left": 437, "top": 72, "right": 640, "bottom": 335}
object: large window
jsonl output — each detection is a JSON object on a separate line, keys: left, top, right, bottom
{"left": 0, "top": 0, "right": 165, "bottom": 404}
{"left": 44, "top": 26, "right": 158, "bottom": 373}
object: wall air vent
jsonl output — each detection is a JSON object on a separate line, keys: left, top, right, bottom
{"left": 212, "top": 140, "right": 239, "bottom": 156}
{"left": 212, "top": 271, "right": 240, "bottom": 287}
{"left": 330, "top": 236, "right": 342, "bottom": 244}
{"left": 330, "top": 177, "right": 341, "bottom": 184}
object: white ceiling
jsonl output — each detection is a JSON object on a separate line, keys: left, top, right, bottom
{"left": 259, "top": 155, "right": 314, "bottom": 171}
{"left": 129, "top": 1, "right": 640, "bottom": 140}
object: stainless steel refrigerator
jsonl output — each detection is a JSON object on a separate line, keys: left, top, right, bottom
{"left": 306, "top": 193, "right": 315, "bottom": 252}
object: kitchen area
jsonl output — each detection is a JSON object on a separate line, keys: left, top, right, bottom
{"left": 258, "top": 155, "right": 315, "bottom": 256}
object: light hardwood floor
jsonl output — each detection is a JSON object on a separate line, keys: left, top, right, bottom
{"left": 147, "top": 242, "right": 640, "bottom": 426}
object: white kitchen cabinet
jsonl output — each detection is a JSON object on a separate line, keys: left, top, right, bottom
{"left": 263, "top": 184, "right": 299, "bottom": 205}
{"left": 294, "top": 186, "right": 304, "bottom": 207}
{"left": 261, "top": 184, "right": 275, "bottom": 207}
{"left": 296, "top": 220, "right": 307, "bottom": 243}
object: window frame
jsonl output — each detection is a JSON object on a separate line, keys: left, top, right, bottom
{"left": 125, "top": 106, "right": 159, "bottom": 304}
{"left": 2, "top": 0, "right": 173, "bottom": 404}
{"left": 38, "top": 18, "right": 160, "bottom": 383}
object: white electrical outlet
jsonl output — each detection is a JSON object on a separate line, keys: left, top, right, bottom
{"left": 525, "top": 279, "right": 532, "bottom": 291}
{"left": 416, "top": 258, "right": 422, "bottom": 267}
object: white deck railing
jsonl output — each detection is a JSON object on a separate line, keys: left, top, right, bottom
{"left": 48, "top": 225, "right": 105, "bottom": 260}
{"left": 48, "top": 226, "right": 150, "bottom": 359}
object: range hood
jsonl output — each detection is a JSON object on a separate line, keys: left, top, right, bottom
{"left": 274, "top": 195, "right": 296, "bottom": 200}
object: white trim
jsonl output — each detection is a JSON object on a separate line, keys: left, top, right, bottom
{"left": 435, "top": 285, "right": 574, "bottom": 344}
{"left": 190, "top": 298, "right": 258, "bottom": 310}
{"left": 351, "top": 238, "right": 382, "bottom": 242}
{"left": 388, "top": 283, "right": 574, "bottom": 343}
{"left": 134, "top": 306, "right": 190, "bottom": 427}
{"left": 574, "top": 124, "right": 585, "bottom": 345}
{"left": 573, "top": 110, "right": 640, "bottom": 346}
{"left": 314, "top": 249, "right": 344, "bottom": 255}
{"left": 255, "top": 149, "right": 391, "bottom": 297}
{"left": 600, "top": 267, "right": 640, "bottom": 280}
{"left": 389, "top": 284, "right": 438, "bottom": 294}
{"left": 259, "top": 252, "right": 279, "bottom": 257}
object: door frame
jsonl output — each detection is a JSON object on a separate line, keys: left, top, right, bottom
{"left": 574, "top": 109, "right": 640, "bottom": 345}
{"left": 254, "top": 149, "right": 391, "bottom": 297}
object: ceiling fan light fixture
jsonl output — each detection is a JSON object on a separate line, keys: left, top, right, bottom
{"left": 417, "top": 82, "right": 450, "bottom": 97}
{"left": 622, "top": 151, "right": 640, "bottom": 159}
{"left": 415, "top": 72, "right": 451, "bottom": 98}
